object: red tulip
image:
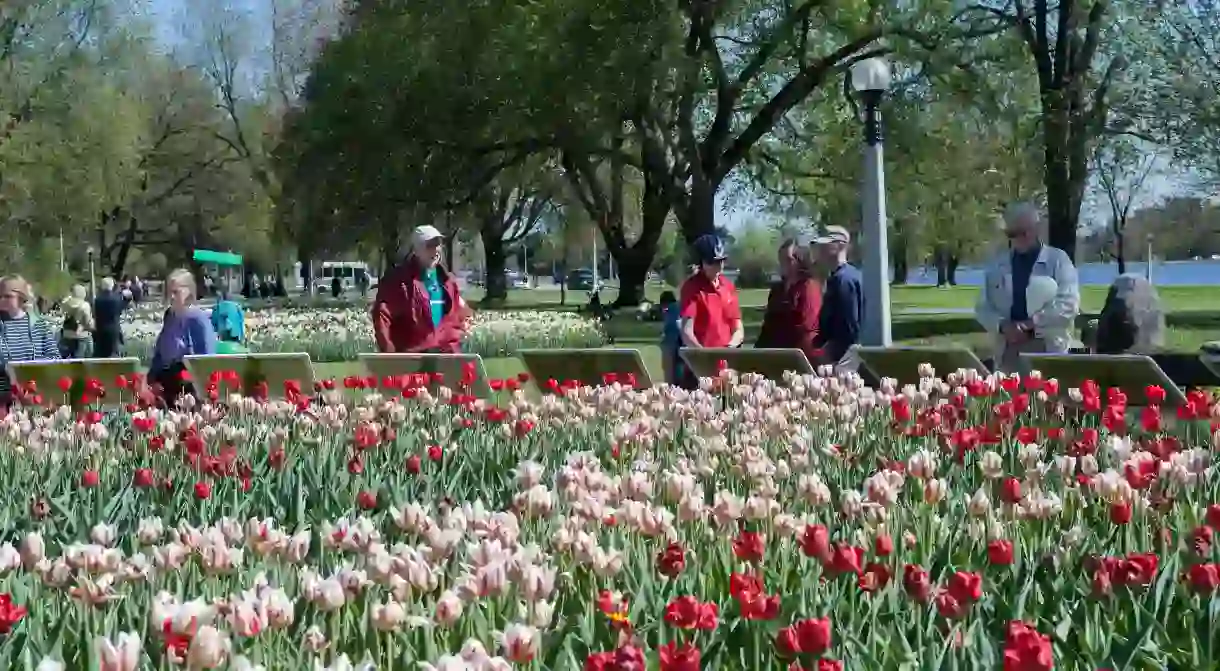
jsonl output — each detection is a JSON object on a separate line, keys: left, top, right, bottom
{"left": 824, "top": 544, "right": 864, "bottom": 576}
{"left": 193, "top": 481, "right": 212, "bottom": 500}
{"left": 947, "top": 571, "right": 983, "bottom": 603}
{"left": 132, "top": 468, "right": 154, "bottom": 488}
{"left": 405, "top": 455, "right": 422, "bottom": 474}
{"left": 81, "top": 470, "right": 100, "bottom": 488}
{"left": 356, "top": 490, "right": 377, "bottom": 510}
{"left": 775, "top": 627, "right": 801, "bottom": 656}
{"left": 657, "top": 641, "right": 700, "bottom": 671}
{"left": 1207, "top": 504, "right": 1220, "bottom": 530}
{"left": 793, "top": 616, "right": 832, "bottom": 654}
{"left": 988, "top": 539, "right": 1015, "bottom": 566}
{"left": 858, "top": 562, "right": 891, "bottom": 592}
{"left": 1002, "top": 621, "right": 1053, "bottom": 671}
{"left": 874, "top": 534, "right": 894, "bottom": 557}
{"left": 935, "top": 592, "right": 968, "bottom": 619}
{"left": 0, "top": 594, "right": 28, "bottom": 634}
{"left": 1110, "top": 500, "right": 1132, "bottom": 525}
{"left": 1192, "top": 526, "right": 1215, "bottom": 556}
{"left": 662, "top": 596, "right": 716, "bottom": 630}
{"left": 903, "top": 564, "right": 932, "bottom": 603}
{"left": 1000, "top": 477, "right": 1022, "bottom": 504}
{"left": 799, "top": 524, "right": 832, "bottom": 562}
{"left": 1186, "top": 564, "right": 1220, "bottom": 594}
{"left": 655, "top": 542, "right": 685, "bottom": 578}
{"left": 427, "top": 445, "right": 443, "bottom": 462}
{"left": 1145, "top": 384, "right": 1167, "bottom": 406}
{"left": 732, "top": 531, "right": 765, "bottom": 563}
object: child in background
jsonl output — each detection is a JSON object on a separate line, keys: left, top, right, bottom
{"left": 659, "top": 290, "right": 683, "bottom": 384}
{"left": 211, "top": 291, "right": 249, "bottom": 355}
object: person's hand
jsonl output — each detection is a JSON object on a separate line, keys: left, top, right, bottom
{"left": 1002, "top": 322, "right": 1029, "bottom": 344}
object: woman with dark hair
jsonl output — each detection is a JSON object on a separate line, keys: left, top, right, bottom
{"left": 756, "top": 238, "right": 822, "bottom": 365}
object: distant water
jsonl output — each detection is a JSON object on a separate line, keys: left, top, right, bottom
{"left": 905, "top": 260, "right": 1220, "bottom": 287}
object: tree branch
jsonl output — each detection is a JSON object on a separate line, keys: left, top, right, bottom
{"left": 714, "top": 30, "right": 884, "bottom": 183}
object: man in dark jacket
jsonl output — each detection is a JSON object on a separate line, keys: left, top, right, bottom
{"left": 373, "top": 225, "right": 471, "bottom": 353}
{"left": 92, "top": 277, "right": 127, "bottom": 358}
{"left": 810, "top": 225, "right": 864, "bottom": 372}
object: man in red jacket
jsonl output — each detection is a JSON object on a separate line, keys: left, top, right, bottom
{"left": 373, "top": 225, "right": 472, "bottom": 353}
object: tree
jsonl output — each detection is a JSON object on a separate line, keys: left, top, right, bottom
{"left": 469, "top": 167, "right": 557, "bottom": 304}
{"left": 185, "top": 0, "right": 342, "bottom": 276}
{"left": 1143, "top": 0, "right": 1220, "bottom": 184}
{"left": 754, "top": 79, "right": 1039, "bottom": 285}
{"left": 1089, "top": 137, "right": 1158, "bottom": 273}
{"left": 966, "top": 0, "right": 1159, "bottom": 260}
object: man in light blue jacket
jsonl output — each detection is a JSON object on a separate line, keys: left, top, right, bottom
{"left": 975, "top": 202, "right": 1080, "bottom": 372}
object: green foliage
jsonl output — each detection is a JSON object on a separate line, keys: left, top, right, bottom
{"left": 730, "top": 219, "right": 781, "bottom": 289}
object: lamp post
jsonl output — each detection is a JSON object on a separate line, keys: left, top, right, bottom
{"left": 86, "top": 246, "right": 96, "bottom": 298}
{"left": 1145, "top": 233, "right": 1153, "bottom": 282}
{"left": 850, "top": 56, "right": 892, "bottom": 346}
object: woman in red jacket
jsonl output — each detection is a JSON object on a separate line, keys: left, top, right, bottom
{"left": 755, "top": 238, "right": 822, "bottom": 366}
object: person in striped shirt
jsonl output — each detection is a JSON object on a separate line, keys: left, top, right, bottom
{"left": 0, "top": 275, "right": 60, "bottom": 406}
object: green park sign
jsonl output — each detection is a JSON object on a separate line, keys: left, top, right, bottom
{"left": 192, "top": 249, "right": 243, "bottom": 266}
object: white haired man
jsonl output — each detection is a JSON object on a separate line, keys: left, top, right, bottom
{"left": 372, "top": 225, "right": 472, "bottom": 353}
{"left": 974, "top": 202, "right": 1080, "bottom": 372}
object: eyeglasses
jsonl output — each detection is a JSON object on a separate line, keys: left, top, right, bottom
{"left": 1004, "top": 229, "right": 1024, "bottom": 239}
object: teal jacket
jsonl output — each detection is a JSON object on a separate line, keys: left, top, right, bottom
{"left": 211, "top": 300, "right": 245, "bottom": 342}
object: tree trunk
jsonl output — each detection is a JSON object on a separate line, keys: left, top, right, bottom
{"left": 1043, "top": 105, "right": 1086, "bottom": 261}
{"left": 610, "top": 182, "right": 668, "bottom": 308}
{"left": 947, "top": 256, "right": 960, "bottom": 286}
{"left": 480, "top": 225, "right": 508, "bottom": 303}
{"left": 680, "top": 180, "right": 718, "bottom": 243}
{"left": 111, "top": 214, "right": 136, "bottom": 278}
{"left": 1114, "top": 230, "right": 1126, "bottom": 275}
{"left": 934, "top": 246, "right": 949, "bottom": 286}
{"left": 613, "top": 249, "right": 652, "bottom": 307}
{"left": 890, "top": 230, "right": 909, "bottom": 286}
{"left": 379, "top": 210, "right": 402, "bottom": 275}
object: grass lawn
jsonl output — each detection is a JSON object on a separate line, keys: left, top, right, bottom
{"left": 461, "top": 284, "right": 1220, "bottom": 315}
{"left": 288, "top": 283, "right": 1220, "bottom": 385}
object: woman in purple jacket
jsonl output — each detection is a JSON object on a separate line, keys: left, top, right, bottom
{"left": 149, "top": 269, "right": 217, "bottom": 404}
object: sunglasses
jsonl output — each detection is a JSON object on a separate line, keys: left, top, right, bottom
{"left": 1004, "top": 229, "right": 1025, "bottom": 239}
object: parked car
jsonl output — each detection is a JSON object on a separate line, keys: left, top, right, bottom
{"left": 566, "top": 269, "right": 597, "bottom": 291}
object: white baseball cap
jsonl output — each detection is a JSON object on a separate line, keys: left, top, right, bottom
{"left": 812, "top": 225, "right": 851, "bottom": 245}
{"left": 412, "top": 225, "right": 445, "bottom": 245}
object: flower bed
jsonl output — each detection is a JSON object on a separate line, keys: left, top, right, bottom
{"left": 0, "top": 367, "right": 1217, "bottom": 669}
{"left": 113, "top": 306, "right": 606, "bottom": 362}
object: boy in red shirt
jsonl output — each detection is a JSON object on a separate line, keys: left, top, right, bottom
{"left": 677, "top": 234, "right": 743, "bottom": 389}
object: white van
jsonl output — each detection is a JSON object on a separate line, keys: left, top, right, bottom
{"left": 293, "top": 261, "right": 378, "bottom": 293}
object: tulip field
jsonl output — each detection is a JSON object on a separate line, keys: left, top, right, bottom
{"left": 109, "top": 305, "right": 607, "bottom": 363}
{"left": 0, "top": 362, "right": 1219, "bottom": 670}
